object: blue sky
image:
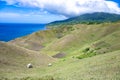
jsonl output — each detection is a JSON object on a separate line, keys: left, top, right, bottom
{"left": 111, "top": 0, "right": 120, "bottom": 6}
{"left": 0, "top": 0, "right": 120, "bottom": 23}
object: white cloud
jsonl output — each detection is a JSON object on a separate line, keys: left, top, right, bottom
{"left": 0, "top": 12, "right": 20, "bottom": 18}
{"left": 2, "top": 0, "right": 120, "bottom": 17}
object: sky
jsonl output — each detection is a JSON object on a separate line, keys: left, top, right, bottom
{"left": 0, "top": 0, "right": 120, "bottom": 23}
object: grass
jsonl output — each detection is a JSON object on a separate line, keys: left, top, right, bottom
{"left": 0, "top": 76, "right": 55, "bottom": 80}
{"left": 38, "top": 22, "right": 120, "bottom": 59}
{"left": 1, "top": 50, "right": 119, "bottom": 80}
{"left": 0, "top": 42, "right": 55, "bottom": 78}
{"left": 0, "top": 22, "right": 120, "bottom": 80}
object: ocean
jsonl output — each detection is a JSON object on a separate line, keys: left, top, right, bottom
{"left": 0, "top": 23, "right": 46, "bottom": 42}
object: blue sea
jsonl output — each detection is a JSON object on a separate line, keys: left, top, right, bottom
{"left": 0, "top": 23, "right": 46, "bottom": 42}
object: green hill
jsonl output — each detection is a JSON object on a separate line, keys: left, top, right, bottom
{"left": 0, "top": 14, "right": 120, "bottom": 80}
{"left": 4, "top": 22, "right": 119, "bottom": 80}
{"left": 47, "top": 12, "right": 120, "bottom": 28}
{"left": 12, "top": 22, "right": 120, "bottom": 57}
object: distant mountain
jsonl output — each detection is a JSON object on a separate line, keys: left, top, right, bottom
{"left": 48, "top": 12, "right": 120, "bottom": 26}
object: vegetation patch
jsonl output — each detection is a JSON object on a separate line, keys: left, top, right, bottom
{"left": 77, "top": 52, "right": 97, "bottom": 59}
{"left": 82, "top": 47, "right": 90, "bottom": 53}
{"left": 77, "top": 47, "right": 97, "bottom": 59}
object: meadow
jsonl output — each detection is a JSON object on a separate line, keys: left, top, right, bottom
{"left": 0, "top": 22, "right": 120, "bottom": 80}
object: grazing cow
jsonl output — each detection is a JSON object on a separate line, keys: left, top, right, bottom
{"left": 27, "top": 63, "right": 33, "bottom": 68}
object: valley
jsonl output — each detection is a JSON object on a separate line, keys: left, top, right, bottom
{"left": 0, "top": 13, "right": 120, "bottom": 80}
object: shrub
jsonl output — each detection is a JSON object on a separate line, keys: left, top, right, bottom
{"left": 77, "top": 52, "right": 97, "bottom": 59}
{"left": 82, "top": 47, "right": 90, "bottom": 53}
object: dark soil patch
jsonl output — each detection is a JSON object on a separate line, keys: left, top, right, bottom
{"left": 52, "top": 53, "right": 66, "bottom": 58}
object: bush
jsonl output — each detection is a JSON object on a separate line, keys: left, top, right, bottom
{"left": 82, "top": 47, "right": 90, "bottom": 53}
{"left": 77, "top": 52, "right": 97, "bottom": 59}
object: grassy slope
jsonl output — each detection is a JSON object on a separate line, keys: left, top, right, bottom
{"left": 43, "top": 50, "right": 120, "bottom": 80}
{"left": 0, "top": 41, "right": 55, "bottom": 78}
{"left": 12, "top": 22, "right": 120, "bottom": 57}
{"left": 1, "top": 49, "right": 120, "bottom": 80}
{"left": 41, "top": 22, "right": 120, "bottom": 58}
{"left": 10, "top": 29, "right": 58, "bottom": 51}
{"left": 1, "top": 22, "right": 120, "bottom": 80}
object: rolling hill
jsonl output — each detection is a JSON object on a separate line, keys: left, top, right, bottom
{"left": 0, "top": 12, "right": 120, "bottom": 80}
{"left": 11, "top": 22, "right": 120, "bottom": 57}
{"left": 7, "top": 22, "right": 120, "bottom": 80}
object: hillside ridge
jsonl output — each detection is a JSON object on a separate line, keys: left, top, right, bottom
{"left": 47, "top": 12, "right": 120, "bottom": 27}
